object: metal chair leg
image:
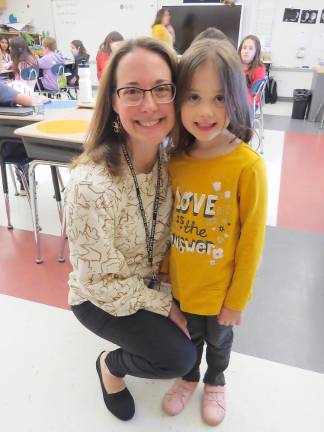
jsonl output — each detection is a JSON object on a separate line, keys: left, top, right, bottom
{"left": 1, "top": 157, "right": 13, "bottom": 229}
{"left": 29, "top": 162, "right": 43, "bottom": 264}
{"left": 8, "top": 165, "right": 19, "bottom": 196}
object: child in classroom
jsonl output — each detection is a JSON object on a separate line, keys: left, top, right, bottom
{"left": 96, "top": 31, "right": 124, "bottom": 80}
{"left": 238, "top": 34, "right": 266, "bottom": 106}
{"left": 161, "top": 38, "right": 267, "bottom": 426}
{"left": 9, "top": 37, "right": 38, "bottom": 91}
{"left": 67, "top": 39, "right": 89, "bottom": 87}
{"left": 38, "top": 36, "right": 64, "bottom": 91}
{"left": 0, "top": 37, "right": 12, "bottom": 73}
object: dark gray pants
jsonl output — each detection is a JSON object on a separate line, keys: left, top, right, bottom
{"left": 182, "top": 312, "right": 233, "bottom": 386}
{"left": 71, "top": 301, "right": 196, "bottom": 380}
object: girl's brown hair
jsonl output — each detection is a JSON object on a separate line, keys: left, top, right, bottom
{"left": 73, "top": 37, "right": 178, "bottom": 175}
{"left": 71, "top": 40, "right": 89, "bottom": 61}
{"left": 9, "top": 37, "right": 37, "bottom": 73}
{"left": 173, "top": 38, "right": 252, "bottom": 155}
{"left": 98, "top": 31, "right": 124, "bottom": 55}
{"left": 238, "top": 34, "right": 263, "bottom": 72}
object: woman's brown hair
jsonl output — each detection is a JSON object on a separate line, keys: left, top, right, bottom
{"left": 172, "top": 38, "right": 252, "bottom": 155}
{"left": 73, "top": 37, "right": 178, "bottom": 175}
{"left": 153, "top": 8, "right": 169, "bottom": 26}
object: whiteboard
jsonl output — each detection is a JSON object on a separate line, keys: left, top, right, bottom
{"left": 51, "top": 0, "right": 159, "bottom": 60}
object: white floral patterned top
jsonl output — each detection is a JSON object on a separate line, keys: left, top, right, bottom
{"left": 64, "top": 155, "right": 173, "bottom": 317}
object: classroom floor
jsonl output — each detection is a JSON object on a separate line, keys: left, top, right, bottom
{"left": 1, "top": 101, "right": 324, "bottom": 432}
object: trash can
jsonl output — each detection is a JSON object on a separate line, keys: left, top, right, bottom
{"left": 292, "top": 89, "right": 312, "bottom": 119}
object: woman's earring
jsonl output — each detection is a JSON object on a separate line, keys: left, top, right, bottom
{"left": 113, "top": 115, "right": 122, "bottom": 134}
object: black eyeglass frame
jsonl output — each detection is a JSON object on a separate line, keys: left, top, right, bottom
{"left": 115, "top": 83, "right": 176, "bottom": 106}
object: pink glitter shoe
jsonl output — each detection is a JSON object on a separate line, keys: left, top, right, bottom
{"left": 202, "top": 385, "right": 226, "bottom": 426}
{"left": 162, "top": 379, "right": 198, "bottom": 416}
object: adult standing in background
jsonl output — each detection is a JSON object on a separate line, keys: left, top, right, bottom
{"left": 96, "top": 31, "right": 124, "bottom": 81}
{"left": 152, "top": 8, "right": 175, "bottom": 47}
{"left": 64, "top": 37, "right": 196, "bottom": 422}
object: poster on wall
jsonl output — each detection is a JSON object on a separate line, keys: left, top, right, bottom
{"left": 283, "top": 8, "right": 300, "bottom": 22}
{"left": 320, "top": 10, "right": 324, "bottom": 23}
{"left": 300, "top": 10, "right": 318, "bottom": 24}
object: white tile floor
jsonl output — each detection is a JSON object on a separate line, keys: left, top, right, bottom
{"left": 1, "top": 294, "right": 323, "bottom": 432}
{"left": 263, "top": 101, "right": 293, "bottom": 117}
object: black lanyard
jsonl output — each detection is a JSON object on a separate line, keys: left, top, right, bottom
{"left": 121, "top": 143, "right": 161, "bottom": 287}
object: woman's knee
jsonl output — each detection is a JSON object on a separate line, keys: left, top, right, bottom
{"left": 160, "top": 338, "right": 197, "bottom": 378}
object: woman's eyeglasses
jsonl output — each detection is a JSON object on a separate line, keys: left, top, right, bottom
{"left": 116, "top": 83, "right": 176, "bottom": 106}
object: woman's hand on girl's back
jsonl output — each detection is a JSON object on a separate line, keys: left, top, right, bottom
{"left": 169, "top": 302, "right": 191, "bottom": 339}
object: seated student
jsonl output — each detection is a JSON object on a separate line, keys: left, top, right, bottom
{"left": 38, "top": 37, "right": 64, "bottom": 91}
{"left": 0, "top": 37, "right": 12, "bottom": 73}
{"left": 67, "top": 39, "right": 89, "bottom": 87}
{"left": 238, "top": 35, "right": 266, "bottom": 107}
{"left": 9, "top": 37, "right": 39, "bottom": 91}
{"left": 96, "top": 31, "right": 124, "bottom": 81}
{"left": 0, "top": 82, "right": 31, "bottom": 194}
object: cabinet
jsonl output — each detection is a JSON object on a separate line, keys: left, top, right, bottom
{"left": 0, "top": 31, "right": 20, "bottom": 40}
{"left": 0, "top": 0, "right": 7, "bottom": 9}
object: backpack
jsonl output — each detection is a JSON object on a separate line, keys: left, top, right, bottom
{"left": 265, "top": 76, "right": 277, "bottom": 104}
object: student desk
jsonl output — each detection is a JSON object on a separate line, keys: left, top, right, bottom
{"left": 14, "top": 107, "right": 93, "bottom": 263}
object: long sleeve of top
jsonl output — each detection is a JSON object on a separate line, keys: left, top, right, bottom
{"left": 152, "top": 24, "right": 173, "bottom": 46}
{"left": 0, "top": 82, "right": 18, "bottom": 105}
{"left": 245, "top": 64, "right": 266, "bottom": 105}
{"left": 168, "top": 143, "right": 267, "bottom": 315}
{"left": 96, "top": 51, "right": 109, "bottom": 81}
{"left": 64, "top": 159, "right": 173, "bottom": 317}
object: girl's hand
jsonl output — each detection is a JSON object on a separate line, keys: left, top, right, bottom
{"left": 169, "top": 301, "right": 191, "bottom": 339}
{"left": 158, "top": 272, "right": 170, "bottom": 283}
{"left": 218, "top": 306, "right": 243, "bottom": 326}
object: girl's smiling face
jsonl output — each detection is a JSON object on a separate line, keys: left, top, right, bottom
{"left": 181, "top": 61, "right": 229, "bottom": 148}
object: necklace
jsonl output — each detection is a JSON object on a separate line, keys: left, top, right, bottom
{"left": 121, "top": 143, "right": 161, "bottom": 288}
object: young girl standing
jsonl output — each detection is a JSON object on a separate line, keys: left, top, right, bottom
{"left": 238, "top": 34, "right": 266, "bottom": 106}
{"left": 162, "top": 39, "right": 267, "bottom": 426}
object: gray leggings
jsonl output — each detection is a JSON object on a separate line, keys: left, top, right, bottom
{"left": 182, "top": 312, "right": 234, "bottom": 386}
{"left": 71, "top": 301, "right": 196, "bottom": 379}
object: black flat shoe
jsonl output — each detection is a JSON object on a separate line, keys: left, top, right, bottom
{"left": 96, "top": 351, "right": 135, "bottom": 421}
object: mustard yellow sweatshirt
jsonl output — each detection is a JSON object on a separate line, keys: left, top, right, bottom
{"left": 152, "top": 24, "right": 173, "bottom": 47}
{"left": 168, "top": 143, "right": 267, "bottom": 315}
